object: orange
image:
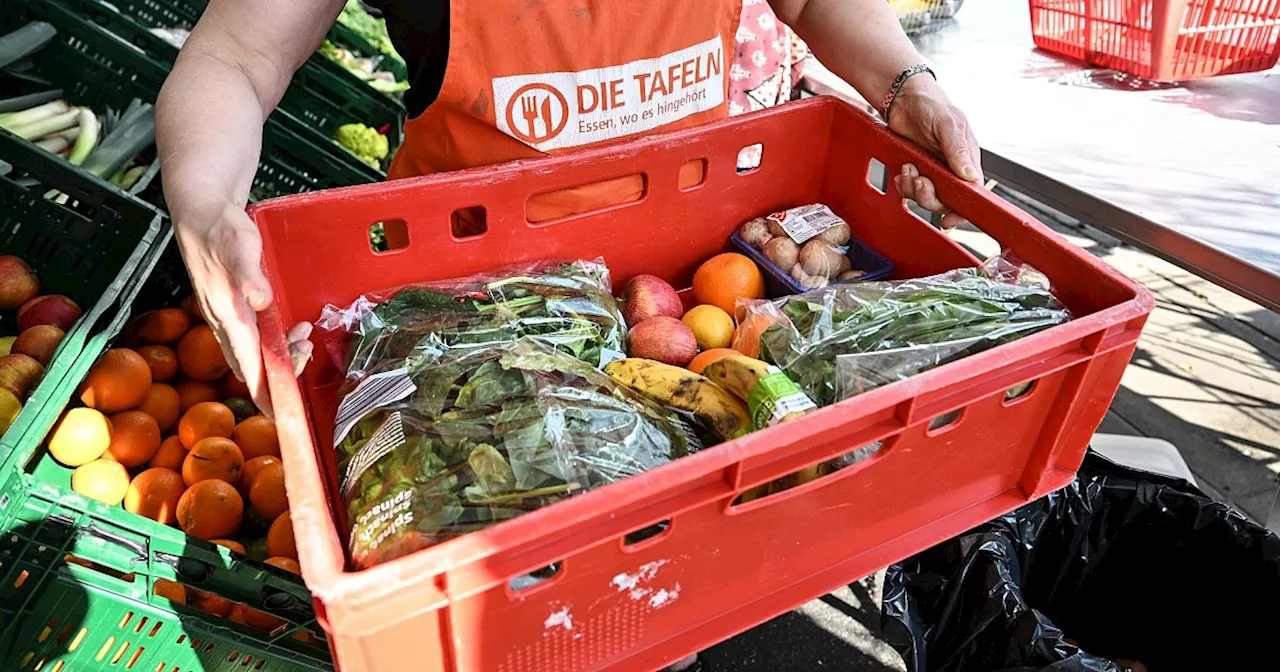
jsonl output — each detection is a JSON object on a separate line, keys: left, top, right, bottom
{"left": 136, "top": 308, "right": 191, "bottom": 345}
{"left": 178, "top": 401, "right": 236, "bottom": 449}
{"left": 249, "top": 462, "right": 289, "bottom": 520}
{"left": 265, "top": 556, "right": 300, "bottom": 574}
{"left": 692, "top": 253, "right": 765, "bottom": 317}
{"left": 221, "top": 373, "right": 252, "bottom": 400}
{"left": 149, "top": 436, "right": 188, "bottom": 471}
{"left": 176, "top": 479, "right": 243, "bottom": 540}
{"left": 267, "top": 511, "right": 297, "bottom": 560}
{"left": 682, "top": 305, "right": 736, "bottom": 350}
{"left": 180, "top": 295, "right": 205, "bottom": 323}
{"left": 137, "top": 383, "right": 181, "bottom": 433}
{"left": 731, "top": 312, "right": 780, "bottom": 359}
{"left": 177, "top": 325, "right": 230, "bottom": 381}
{"left": 71, "top": 458, "right": 130, "bottom": 506}
{"left": 175, "top": 379, "right": 219, "bottom": 412}
{"left": 48, "top": 407, "right": 112, "bottom": 467}
{"left": 154, "top": 578, "right": 187, "bottom": 604}
{"left": 105, "top": 410, "right": 162, "bottom": 468}
{"left": 189, "top": 588, "right": 233, "bottom": 617}
{"left": 229, "top": 604, "right": 285, "bottom": 632}
{"left": 211, "top": 539, "right": 246, "bottom": 555}
{"left": 78, "top": 348, "right": 153, "bottom": 413}
{"left": 242, "top": 455, "right": 282, "bottom": 491}
{"left": 687, "top": 348, "right": 740, "bottom": 375}
{"left": 136, "top": 345, "right": 179, "bottom": 381}
{"left": 124, "top": 467, "right": 186, "bottom": 525}
{"left": 234, "top": 415, "right": 280, "bottom": 459}
{"left": 182, "top": 437, "right": 244, "bottom": 487}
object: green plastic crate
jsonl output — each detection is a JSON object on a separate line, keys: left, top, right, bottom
{"left": 0, "top": 131, "right": 165, "bottom": 461}
{"left": 0, "top": 241, "right": 333, "bottom": 672}
{"left": 328, "top": 20, "right": 408, "bottom": 83}
{"left": 68, "top": 0, "right": 405, "bottom": 160}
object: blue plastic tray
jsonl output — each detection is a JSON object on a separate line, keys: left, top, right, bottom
{"left": 730, "top": 219, "right": 895, "bottom": 297}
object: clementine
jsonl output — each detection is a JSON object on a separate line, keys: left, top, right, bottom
{"left": 731, "top": 312, "right": 780, "bottom": 359}
{"left": 149, "top": 435, "right": 188, "bottom": 471}
{"left": 177, "top": 325, "right": 230, "bottom": 381}
{"left": 176, "top": 479, "right": 243, "bottom": 540}
{"left": 175, "top": 379, "right": 219, "bottom": 412}
{"left": 136, "top": 345, "right": 179, "bottom": 381}
{"left": 233, "top": 415, "right": 280, "bottom": 459}
{"left": 153, "top": 578, "right": 187, "bottom": 604}
{"left": 182, "top": 436, "right": 244, "bottom": 487}
{"left": 137, "top": 383, "right": 181, "bottom": 432}
{"left": 221, "top": 373, "right": 252, "bottom": 399}
{"left": 242, "top": 455, "right": 282, "bottom": 491}
{"left": 136, "top": 308, "right": 191, "bottom": 345}
{"left": 78, "top": 348, "right": 152, "bottom": 413}
{"left": 265, "top": 556, "right": 301, "bottom": 574}
{"left": 188, "top": 588, "right": 233, "bottom": 617}
{"left": 105, "top": 410, "right": 162, "bottom": 468}
{"left": 229, "top": 604, "right": 285, "bottom": 632}
{"left": 211, "top": 538, "right": 246, "bottom": 555}
{"left": 178, "top": 401, "right": 235, "bottom": 449}
{"left": 682, "top": 305, "right": 736, "bottom": 350}
{"left": 687, "top": 348, "right": 740, "bottom": 375}
{"left": 179, "top": 294, "right": 205, "bottom": 323}
{"left": 249, "top": 462, "right": 288, "bottom": 520}
{"left": 692, "top": 253, "right": 765, "bottom": 317}
{"left": 124, "top": 467, "right": 185, "bottom": 525}
{"left": 267, "top": 511, "right": 297, "bottom": 560}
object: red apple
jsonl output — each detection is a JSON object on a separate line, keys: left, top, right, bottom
{"left": 622, "top": 274, "right": 683, "bottom": 326}
{"left": 629, "top": 317, "right": 698, "bottom": 367}
{"left": 17, "top": 294, "right": 82, "bottom": 332}
{"left": 0, "top": 353, "right": 45, "bottom": 401}
{"left": 12, "top": 325, "right": 65, "bottom": 367}
{"left": 0, "top": 255, "right": 39, "bottom": 310}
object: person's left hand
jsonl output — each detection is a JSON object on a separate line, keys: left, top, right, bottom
{"left": 885, "top": 74, "right": 982, "bottom": 229}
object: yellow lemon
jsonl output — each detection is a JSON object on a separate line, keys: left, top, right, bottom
{"left": 72, "top": 458, "right": 131, "bottom": 506}
{"left": 0, "top": 388, "right": 21, "bottom": 435}
{"left": 682, "top": 305, "right": 736, "bottom": 351}
{"left": 49, "top": 407, "right": 113, "bottom": 467}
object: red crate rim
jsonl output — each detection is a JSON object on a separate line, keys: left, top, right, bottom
{"left": 249, "top": 96, "right": 1156, "bottom": 610}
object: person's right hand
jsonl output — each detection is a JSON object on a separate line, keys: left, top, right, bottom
{"left": 174, "top": 199, "right": 313, "bottom": 417}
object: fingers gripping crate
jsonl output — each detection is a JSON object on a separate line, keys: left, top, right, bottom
{"left": 0, "top": 243, "right": 334, "bottom": 672}
{"left": 1029, "top": 0, "right": 1280, "bottom": 80}
{"left": 0, "top": 130, "right": 164, "bottom": 458}
{"left": 250, "top": 97, "right": 1154, "bottom": 671}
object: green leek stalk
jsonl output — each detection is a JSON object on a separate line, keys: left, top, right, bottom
{"left": 67, "top": 108, "right": 98, "bottom": 166}
{"left": 0, "top": 99, "right": 68, "bottom": 130}
{"left": 10, "top": 107, "right": 79, "bottom": 142}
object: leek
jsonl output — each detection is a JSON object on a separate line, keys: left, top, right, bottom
{"left": 35, "top": 136, "right": 68, "bottom": 153}
{"left": 82, "top": 103, "right": 154, "bottom": 178}
{"left": 11, "top": 107, "right": 79, "bottom": 142}
{"left": 0, "top": 99, "right": 68, "bottom": 130}
{"left": 67, "top": 108, "right": 98, "bottom": 166}
{"left": 0, "top": 89, "right": 62, "bottom": 114}
{"left": 0, "top": 22, "right": 55, "bottom": 70}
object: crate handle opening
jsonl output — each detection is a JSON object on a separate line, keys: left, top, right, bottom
{"left": 527, "top": 173, "right": 647, "bottom": 225}
{"left": 732, "top": 440, "right": 887, "bottom": 508}
{"left": 63, "top": 554, "right": 137, "bottom": 584}
{"left": 622, "top": 519, "right": 671, "bottom": 548}
{"left": 736, "top": 143, "right": 764, "bottom": 175}
{"left": 508, "top": 560, "right": 563, "bottom": 594}
{"left": 1004, "top": 380, "right": 1038, "bottom": 405}
{"left": 927, "top": 408, "right": 964, "bottom": 435}
{"left": 867, "top": 157, "right": 889, "bottom": 194}
{"left": 369, "top": 220, "right": 409, "bottom": 254}
{"left": 451, "top": 206, "right": 488, "bottom": 240}
{"left": 679, "top": 158, "right": 707, "bottom": 191}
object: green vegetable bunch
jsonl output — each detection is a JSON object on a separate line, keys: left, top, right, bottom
{"left": 752, "top": 259, "right": 1071, "bottom": 406}
{"left": 333, "top": 123, "right": 389, "bottom": 168}
{"left": 339, "top": 340, "right": 689, "bottom": 569}
{"left": 338, "top": 0, "right": 403, "bottom": 63}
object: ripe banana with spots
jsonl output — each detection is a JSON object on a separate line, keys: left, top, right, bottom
{"left": 701, "top": 354, "right": 815, "bottom": 426}
{"left": 603, "top": 358, "right": 751, "bottom": 441}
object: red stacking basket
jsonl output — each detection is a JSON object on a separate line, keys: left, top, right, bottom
{"left": 248, "top": 97, "right": 1154, "bottom": 672}
{"left": 1030, "top": 0, "right": 1280, "bottom": 80}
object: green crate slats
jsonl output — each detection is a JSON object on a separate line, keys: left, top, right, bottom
{"left": 0, "top": 241, "right": 334, "bottom": 671}
{"left": 328, "top": 20, "right": 408, "bottom": 82}
{"left": 0, "top": 131, "right": 165, "bottom": 460}
{"left": 64, "top": 0, "right": 404, "bottom": 156}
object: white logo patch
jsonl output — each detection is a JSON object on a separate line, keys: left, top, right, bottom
{"left": 493, "top": 36, "right": 725, "bottom": 151}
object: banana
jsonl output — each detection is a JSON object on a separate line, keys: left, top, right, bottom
{"left": 702, "top": 354, "right": 815, "bottom": 426}
{"left": 604, "top": 358, "right": 751, "bottom": 440}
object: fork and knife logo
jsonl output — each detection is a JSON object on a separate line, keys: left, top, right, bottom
{"left": 503, "top": 83, "right": 570, "bottom": 145}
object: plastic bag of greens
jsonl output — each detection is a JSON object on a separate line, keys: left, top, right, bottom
{"left": 734, "top": 255, "right": 1070, "bottom": 406}
{"left": 316, "top": 258, "right": 627, "bottom": 390}
{"left": 336, "top": 339, "right": 692, "bottom": 569}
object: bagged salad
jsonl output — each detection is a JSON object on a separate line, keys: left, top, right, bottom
{"left": 734, "top": 255, "right": 1072, "bottom": 406}
{"left": 317, "top": 260, "right": 692, "bottom": 569}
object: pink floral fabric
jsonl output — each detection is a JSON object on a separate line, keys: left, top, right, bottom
{"left": 730, "top": 0, "right": 811, "bottom": 168}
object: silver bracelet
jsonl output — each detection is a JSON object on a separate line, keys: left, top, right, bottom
{"left": 880, "top": 64, "right": 936, "bottom": 121}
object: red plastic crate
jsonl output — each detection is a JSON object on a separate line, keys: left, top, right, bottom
{"left": 248, "top": 97, "right": 1153, "bottom": 672}
{"left": 1029, "top": 0, "right": 1280, "bottom": 80}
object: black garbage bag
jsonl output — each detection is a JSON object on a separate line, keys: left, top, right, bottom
{"left": 882, "top": 451, "right": 1280, "bottom": 672}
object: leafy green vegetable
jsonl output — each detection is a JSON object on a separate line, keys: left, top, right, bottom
{"left": 751, "top": 259, "right": 1071, "bottom": 405}
{"left": 338, "top": 1, "right": 404, "bottom": 63}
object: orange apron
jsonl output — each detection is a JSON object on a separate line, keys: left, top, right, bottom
{"left": 388, "top": 0, "right": 741, "bottom": 221}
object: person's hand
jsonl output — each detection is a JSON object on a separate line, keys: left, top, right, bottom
{"left": 885, "top": 75, "right": 982, "bottom": 229}
{"left": 174, "top": 199, "right": 314, "bottom": 417}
